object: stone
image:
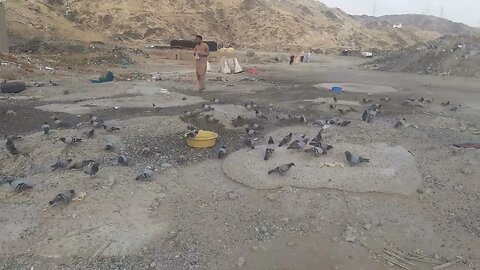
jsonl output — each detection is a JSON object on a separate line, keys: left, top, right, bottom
{"left": 342, "top": 225, "right": 357, "bottom": 242}
{"left": 227, "top": 191, "right": 239, "bottom": 200}
{"left": 363, "top": 223, "right": 372, "bottom": 230}
{"left": 236, "top": 256, "right": 245, "bottom": 267}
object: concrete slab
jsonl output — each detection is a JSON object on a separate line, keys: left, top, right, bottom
{"left": 222, "top": 142, "right": 421, "bottom": 195}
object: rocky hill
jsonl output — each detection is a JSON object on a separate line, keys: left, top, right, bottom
{"left": 4, "top": 0, "right": 435, "bottom": 50}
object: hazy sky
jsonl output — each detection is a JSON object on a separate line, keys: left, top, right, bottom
{"left": 320, "top": 0, "right": 480, "bottom": 27}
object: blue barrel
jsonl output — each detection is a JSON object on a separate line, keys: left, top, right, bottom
{"left": 332, "top": 86, "right": 343, "bottom": 93}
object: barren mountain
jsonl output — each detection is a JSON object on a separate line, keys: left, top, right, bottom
{"left": 356, "top": 14, "right": 480, "bottom": 37}
{"left": 5, "top": 0, "right": 435, "bottom": 50}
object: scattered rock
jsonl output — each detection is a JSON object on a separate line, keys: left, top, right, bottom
{"left": 363, "top": 223, "right": 372, "bottom": 230}
{"left": 266, "top": 193, "right": 276, "bottom": 201}
{"left": 460, "top": 168, "right": 472, "bottom": 175}
{"left": 227, "top": 191, "right": 240, "bottom": 200}
{"left": 150, "top": 262, "right": 157, "bottom": 268}
{"left": 342, "top": 225, "right": 357, "bottom": 242}
{"left": 236, "top": 256, "right": 245, "bottom": 267}
{"left": 287, "top": 241, "right": 295, "bottom": 247}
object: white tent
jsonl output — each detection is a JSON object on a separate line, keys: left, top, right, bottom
{"left": 233, "top": 58, "right": 243, "bottom": 73}
{"left": 219, "top": 57, "right": 231, "bottom": 74}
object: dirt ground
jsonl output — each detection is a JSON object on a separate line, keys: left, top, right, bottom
{"left": 1, "top": 52, "right": 479, "bottom": 270}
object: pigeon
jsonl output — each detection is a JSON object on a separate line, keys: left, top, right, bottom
{"left": 5, "top": 138, "right": 19, "bottom": 155}
{"left": 49, "top": 80, "right": 59, "bottom": 87}
{"left": 117, "top": 155, "right": 130, "bottom": 166}
{"left": 185, "top": 130, "right": 198, "bottom": 139}
{"left": 255, "top": 110, "right": 268, "bottom": 119}
{"left": 105, "top": 142, "right": 114, "bottom": 151}
{"left": 244, "top": 102, "right": 253, "bottom": 110}
{"left": 268, "top": 163, "right": 295, "bottom": 175}
{"left": 329, "top": 104, "right": 336, "bottom": 110}
{"left": 91, "top": 120, "right": 102, "bottom": 128}
{"left": 217, "top": 146, "right": 227, "bottom": 159}
{"left": 246, "top": 128, "right": 257, "bottom": 136}
{"left": 187, "top": 125, "right": 197, "bottom": 131}
{"left": 362, "top": 110, "right": 368, "bottom": 121}
{"left": 418, "top": 97, "right": 425, "bottom": 103}
{"left": 83, "top": 129, "right": 95, "bottom": 139}
{"left": 450, "top": 105, "right": 460, "bottom": 111}
{"left": 244, "top": 138, "right": 255, "bottom": 149}
{"left": 394, "top": 118, "right": 407, "bottom": 128}
{"left": 338, "top": 120, "right": 352, "bottom": 127}
{"left": 305, "top": 147, "right": 326, "bottom": 157}
{"left": 333, "top": 96, "right": 338, "bottom": 103}
{"left": 68, "top": 159, "right": 93, "bottom": 170}
{"left": 42, "top": 122, "right": 50, "bottom": 134}
{"left": 60, "top": 137, "right": 82, "bottom": 144}
{"left": 89, "top": 114, "right": 98, "bottom": 123}
{"left": 135, "top": 167, "right": 155, "bottom": 181}
{"left": 309, "top": 141, "right": 333, "bottom": 151}
{"left": 294, "top": 115, "right": 307, "bottom": 123}
{"left": 268, "top": 136, "right": 275, "bottom": 145}
{"left": 312, "top": 119, "right": 326, "bottom": 126}
{"left": 380, "top": 97, "right": 391, "bottom": 101}
{"left": 345, "top": 151, "right": 370, "bottom": 165}
{"left": 252, "top": 123, "right": 263, "bottom": 130}
{"left": 264, "top": 148, "right": 274, "bottom": 161}
{"left": 51, "top": 159, "right": 73, "bottom": 171}
{"left": 84, "top": 162, "right": 99, "bottom": 177}
{"left": 288, "top": 138, "right": 309, "bottom": 150}
{"left": 202, "top": 104, "right": 214, "bottom": 111}
{"left": 276, "top": 114, "right": 290, "bottom": 121}
{"left": 6, "top": 178, "right": 33, "bottom": 192}
{"left": 363, "top": 98, "right": 373, "bottom": 103}
{"left": 278, "top": 133, "right": 293, "bottom": 147}
{"left": 53, "top": 117, "right": 62, "bottom": 127}
{"left": 49, "top": 190, "right": 75, "bottom": 206}
{"left": 103, "top": 125, "right": 120, "bottom": 132}
{"left": 441, "top": 101, "right": 450, "bottom": 106}
{"left": 212, "top": 98, "right": 220, "bottom": 103}
{"left": 184, "top": 110, "right": 192, "bottom": 117}
{"left": 5, "top": 135, "right": 23, "bottom": 141}
{"left": 312, "top": 131, "right": 323, "bottom": 143}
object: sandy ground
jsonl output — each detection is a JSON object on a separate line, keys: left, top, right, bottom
{"left": 1, "top": 53, "right": 479, "bottom": 270}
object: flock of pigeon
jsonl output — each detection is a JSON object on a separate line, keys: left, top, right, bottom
{"left": 2, "top": 114, "right": 157, "bottom": 206}
{"left": 2, "top": 93, "right": 455, "bottom": 205}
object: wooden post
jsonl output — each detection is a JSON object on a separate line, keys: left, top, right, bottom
{"left": 0, "top": 1, "right": 9, "bottom": 53}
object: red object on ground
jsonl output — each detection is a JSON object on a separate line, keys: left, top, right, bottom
{"left": 247, "top": 67, "right": 258, "bottom": 75}
{"left": 453, "top": 143, "right": 480, "bottom": 149}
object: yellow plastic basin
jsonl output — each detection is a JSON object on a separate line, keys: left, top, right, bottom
{"left": 186, "top": 130, "right": 218, "bottom": 148}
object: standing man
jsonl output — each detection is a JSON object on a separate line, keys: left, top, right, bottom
{"left": 194, "top": 35, "right": 209, "bottom": 92}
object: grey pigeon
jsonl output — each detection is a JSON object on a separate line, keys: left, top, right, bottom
{"left": 278, "top": 133, "right": 293, "bottom": 147}
{"left": 212, "top": 98, "right": 220, "bottom": 103}
{"left": 53, "top": 117, "right": 62, "bottom": 127}
{"left": 5, "top": 135, "right": 22, "bottom": 141}
{"left": 362, "top": 110, "right": 368, "bottom": 121}
{"left": 312, "top": 119, "right": 326, "bottom": 126}
{"left": 51, "top": 159, "right": 73, "bottom": 171}
{"left": 345, "top": 151, "right": 370, "bottom": 165}
{"left": 5, "top": 138, "right": 19, "bottom": 155}
{"left": 268, "top": 136, "right": 274, "bottom": 145}
{"left": 309, "top": 141, "right": 333, "bottom": 151}
{"left": 264, "top": 148, "right": 274, "bottom": 161}
{"left": 6, "top": 178, "right": 33, "bottom": 192}
{"left": 42, "top": 122, "right": 50, "bottom": 134}
{"left": 135, "top": 167, "right": 155, "bottom": 181}
{"left": 49, "top": 80, "right": 59, "bottom": 87}
{"left": 394, "top": 118, "right": 406, "bottom": 128}
{"left": 255, "top": 110, "right": 268, "bottom": 119}
{"left": 312, "top": 131, "right": 323, "bottom": 143}
{"left": 202, "top": 104, "right": 214, "bottom": 111}
{"left": 103, "top": 125, "right": 120, "bottom": 132}
{"left": 441, "top": 101, "right": 450, "bottom": 106}
{"left": 185, "top": 129, "right": 198, "bottom": 139}
{"left": 338, "top": 120, "right": 352, "bottom": 127}
{"left": 246, "top": 128, "right": 257, "bottom": 136}
{"left": 268, "top": 163, "right": 295, "bottom": 175}
{"left": 84, "top": 162, "right": 99, "bottom": 177}
{"left": 252, "top": 123, "right": 263, "bottom": 130}
{"left": 363, "top": 98, "right": 373, "bottom": 103}
{"left": 305, "top": 147, "right": 326, "bottom": 157}
{"left": 117, "top": 155, "right": 130, "bottom": 166}
{"left": 380, "top": 97, "right": 391, "bottom": 101}
{"left": 83, "top": 129, "right": 95, "bottom": 139}
{"left": 244, "top": 138, "right": 255, "bottom": 149}
{"left": 105, "top": 142, "right": 114, "bottom": 151}
{"left": 294, "top": 115, "right": 307, "bottom": 123}
{"left": 89, "top": 114, "right": 98, "bottom": 123}
{"left": 217, "top": 146, "right": 227, "bottom": 159}
{"left": 288, "top": 138, "right": 309, "bottom": 150}
{"left": 49, "top": 190, "right": 75, "bottom": 206}
{"left": 60, "top": 137, "right": 82, "bottom": 144}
